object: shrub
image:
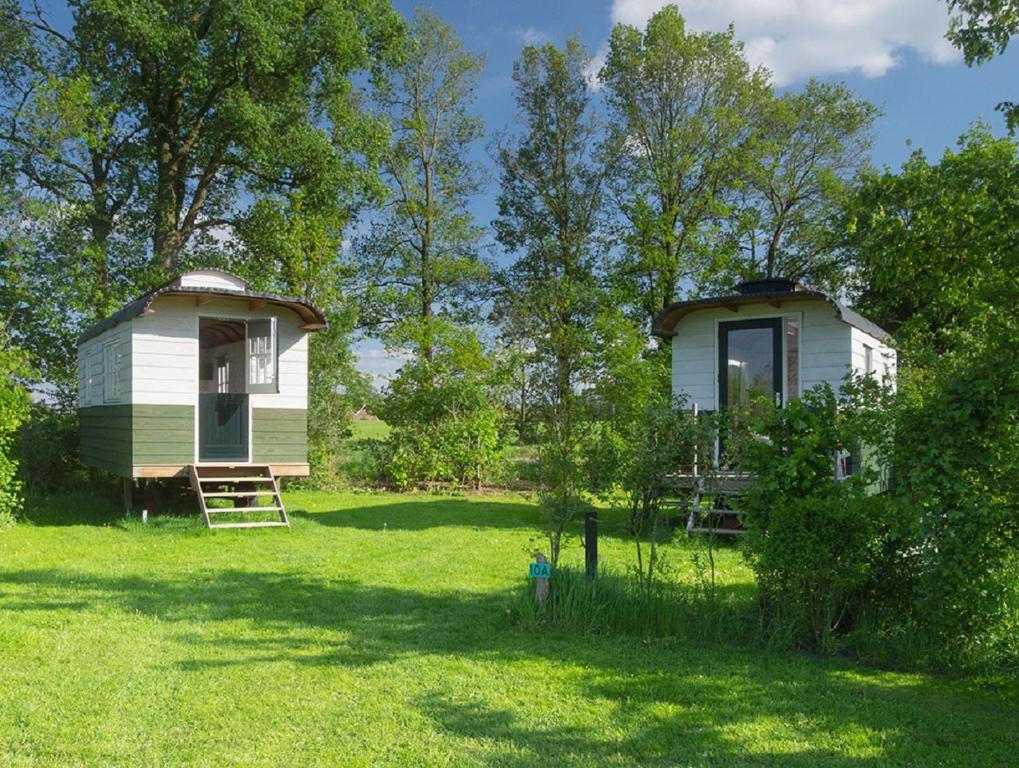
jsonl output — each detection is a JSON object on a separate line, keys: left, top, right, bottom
{"left": 16, "top": 405, "right": 85, "bottom": 494}
{"left": 0, "top": 327, "right": 32, "bottom": 522}
{"left": 374, "top": 323, "right": 512, "bottom": 490}
{"left": 736, "top": 380, "right": 902, "bottom": 650}
{"left": 890, "top": 313, "right": 1019, "bottom": 668}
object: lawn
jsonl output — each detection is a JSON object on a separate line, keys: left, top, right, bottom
{"left": 0, "top": 490, "right": 1016, "bottom": 767}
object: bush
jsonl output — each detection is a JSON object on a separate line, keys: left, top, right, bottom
{"left": 890, "top": 313, "right": 1019, "bottom": 668}
{"left": 373, "top": 323, "right": 512, "bottom": 490}
{"left": 0, "top": 327, "right": 32, "bottom": 522}
{"left": 16, "top": 405, "right": 84, "bottom": 494}
{"left": 736, "top": 380, "right": 902, "bottom": 650}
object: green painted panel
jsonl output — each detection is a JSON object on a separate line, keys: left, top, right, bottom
{"left": 79, "top": 405, "right": 133, "bottom": 476}
{"left": 133, "top": 405, "right": 194, "bottom": 464}
{"left": 252, "top": 408, "right": 307, "bottom": 463}
{"left": 79, "top": 404, "right": 196, "bottom": 474}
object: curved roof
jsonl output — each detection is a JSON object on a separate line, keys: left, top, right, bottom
{"left": 78, "top": 270, "right": 327, "bottom": 345}
{"left": 652, "top": 279, "right": 891, "bottom": 342}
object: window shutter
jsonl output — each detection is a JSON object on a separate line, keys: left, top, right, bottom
{"left": 246, "top": 318, "right": 278, "bottom": 394}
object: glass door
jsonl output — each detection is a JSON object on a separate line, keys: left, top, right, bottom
{"left": 718, "top": 318, "right": 783, "bottom": 441}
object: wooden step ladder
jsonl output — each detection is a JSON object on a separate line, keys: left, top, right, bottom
{"left": 188, "top": 464, "right": 289, "bottom": 530}
{"left": 669, "top": 471, "right": 750, "bottom": 537}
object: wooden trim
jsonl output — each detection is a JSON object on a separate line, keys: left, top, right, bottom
{"left": 196, "top": 294, "right": 212, "bottom": 306}
{"left": 300, "top": 322, "right": 327, "bottom": 331}
{"left": 249, "top": 298, "right": 267, "bottom": 310}
{"left": 134, "top": 463, "right": 310, "bottom": 478}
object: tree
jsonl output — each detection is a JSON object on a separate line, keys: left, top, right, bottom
{"left": 947, "top": 0, "right": 1019, "bottom": 129}
{"left": 359, "top": 9, "right": 486, "bottom": 364}
{"left": 843, "top": 125, "right": 1019, "bottom": 664}
{"left": 718, "top": 81, "right": 877, "bottom": 292}
{"left": 494, "top": 38, "right": 608, "bottom": 566}
{"left": 844, "top": 125, "right": 1019, "bottom": 347}
{"left": 4, "top": 0, "right": 405, "bottom": 275}
{"left": 235, "top": 190, "right": 372, "bottom": 483}
{"left": 373, "top": 320, "right": 511, "bottom": 490}
{"left": 0, "top": 0, "right": 403, "bottom": 402}
{"left": 0, "top": 0, "right": 149, "bottom": 398}
{"left": 599, "top": 5, "right": 768, "bottom": 328}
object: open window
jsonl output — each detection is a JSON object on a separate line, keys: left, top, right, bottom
{"left": 245, "top": 317, "right": 278, "bottom": 394}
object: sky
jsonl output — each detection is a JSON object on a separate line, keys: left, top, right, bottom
{"left": 357, "top": 0, "right": 1019, "bottom": 384}
{"left": 32, "top": 1, "right": 1019, "bottom": 385}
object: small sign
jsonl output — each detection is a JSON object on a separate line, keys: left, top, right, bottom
{"left": 529, "top": 562, "right": 551, "bottom": 580}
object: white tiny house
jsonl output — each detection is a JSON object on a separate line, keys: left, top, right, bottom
{"left": 652, "top": 278, "right": 895, "bottom": 413}
{"left": 77, "top": 269, "right": 326, "bottom": 481}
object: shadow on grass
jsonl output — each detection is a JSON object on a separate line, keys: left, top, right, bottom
{"left": 0, "top": 566, "right": 1016, "bottom": 766}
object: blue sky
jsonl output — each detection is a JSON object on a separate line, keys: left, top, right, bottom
{"left": 358, "top": 0, "right": 1019, "bottom": 384}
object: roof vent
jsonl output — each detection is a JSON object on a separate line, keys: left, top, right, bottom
{"left": 734, "top": 277, "right": 798, "bottom": 295}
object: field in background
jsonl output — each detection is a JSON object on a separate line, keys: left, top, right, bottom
{"left": 0, "top": 491, "right": 1015, "bottom": 766}
{"left": 349, "top": 418, "right": 392, "bottom": 441}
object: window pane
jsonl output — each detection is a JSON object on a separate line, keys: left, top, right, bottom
{"left": 786, "top": 317, "right": 799, "bottom": 402}
{"left": 726, "top": 327, "right": 775, "bottom": 410}
{"left": 245, "top": 318, "right": 277, "bottom": 394}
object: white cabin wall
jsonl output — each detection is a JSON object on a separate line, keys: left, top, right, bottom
{"left": 671, "top": 312, "right": 716, "bottom": 410}
{"left": 129, "top": 296, "right": 307, "bottom": 409}
{"left": 850, "top": 326, "right": 897, "bottom": 392}
{"left": 130, "top": 296, "right": 199, "bottom": 406}
{"left": 670, "top": 299, "right": 855, "bottom": 411}
{"left": 178, "top": 270, "right": 247, "bottom": 291}
{"left": 76, "top": 323, "right": 132, "bottom": 407}
{"left": 799, "top": 302, "right": 853, "bottom": 394}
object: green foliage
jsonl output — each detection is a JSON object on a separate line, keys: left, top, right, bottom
{"left": 891, "top": 309, "right": 1019, "bottom": 665}
{"left": 599, "top": 5, "right": 769, "bottom": 326}
{"left": 494, "top": 37, "right": 608, "bottom": 565}
{"left": 845, "top": 126, "right": 1019, "bottom": 345}
{"left": 737, "top": 381, "right": 900, "bottom": 650}
{"left": 372, "top": 322, "right": 511, "bottom": 489}
{"left": 359, "top": 8, "right": 487, "bottom": 359}
{"left": 16, "top": 405, "right": 84, "bottom": 494}
{"left": 845, "top": 127, "right": 1019, "bottom": 666}
{"left": 0, "top": 324, "right": 32, "bottom": 523}
{"left": 947, "top": 0, "right": 1019, "bottom": 129}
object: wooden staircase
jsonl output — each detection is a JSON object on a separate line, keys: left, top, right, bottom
{"left": 670, "top": 471, "right": 750, "bottom": 536}
{"left": 188, "top": 464, "right": 289, "bottom": 530}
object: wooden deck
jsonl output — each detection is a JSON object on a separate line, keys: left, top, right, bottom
{"left": 131, "top": 462, "right": 309, "bottom": 478}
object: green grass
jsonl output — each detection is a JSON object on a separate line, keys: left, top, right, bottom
{"left": 0, "top": 491, "right": 1016, "bottom": 766}
{"left": 350, "top": 418, "right": 391, "bottom": 440}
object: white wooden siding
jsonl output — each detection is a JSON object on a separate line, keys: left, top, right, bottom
{"left": 670, "top": 299, "right": 854, "bottom": 410}
{"left": 800, "top": 301, "right": 853, "bottom": 394}
{"left": 850, "top": 326, "right": 897, "bottom": 392}
{"left": 127, "top": 295, "right": 308, "bottom": 409}
{"left": 130, "top": 296, "right": 199, "bottom": 406}
{"left": 76, "top": 324, "right": 132, "bottom": 407}
{"left": 178, "top": 270, "right": 247, "bottom": 291}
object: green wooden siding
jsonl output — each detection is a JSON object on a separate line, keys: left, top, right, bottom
{"left": 252, "top": 408, "right": 307, "bottom": 463}
{"left": 80, "top": 405, "right": 133, "bottom": 476}
{"left": 79, "top": 404, "right": 194, "bottom": 475}
{"left": 81, "top": 404, "right": 305, "bottom": 471}
{"left": 132, "top": 405, "right": 194, "bottom": 464}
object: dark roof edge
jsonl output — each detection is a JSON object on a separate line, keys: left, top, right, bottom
{"left": 77, "top": 281, "right": 327, "bottom": 346}
{"left": 652, "top": 290, "right": 892, "bottom": 343}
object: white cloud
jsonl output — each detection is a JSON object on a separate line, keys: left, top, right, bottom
{"left": 609, "top": 0, "right": 959, "bottom": 85}
{"left": 516, "top": 26, "right": 551, "bottom": 45}
{"left": 354, "top": 339, "right": 412, "bottom": 388}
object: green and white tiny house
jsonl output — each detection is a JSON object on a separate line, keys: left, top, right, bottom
{"left": 652, "top": 278, "right": 895, "bottom": 535}
{"left": 653, "top": 278, "right": 895, "bottom": 413}
{"left": 77, "top": 269, "right": 326, "bottom": 482}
